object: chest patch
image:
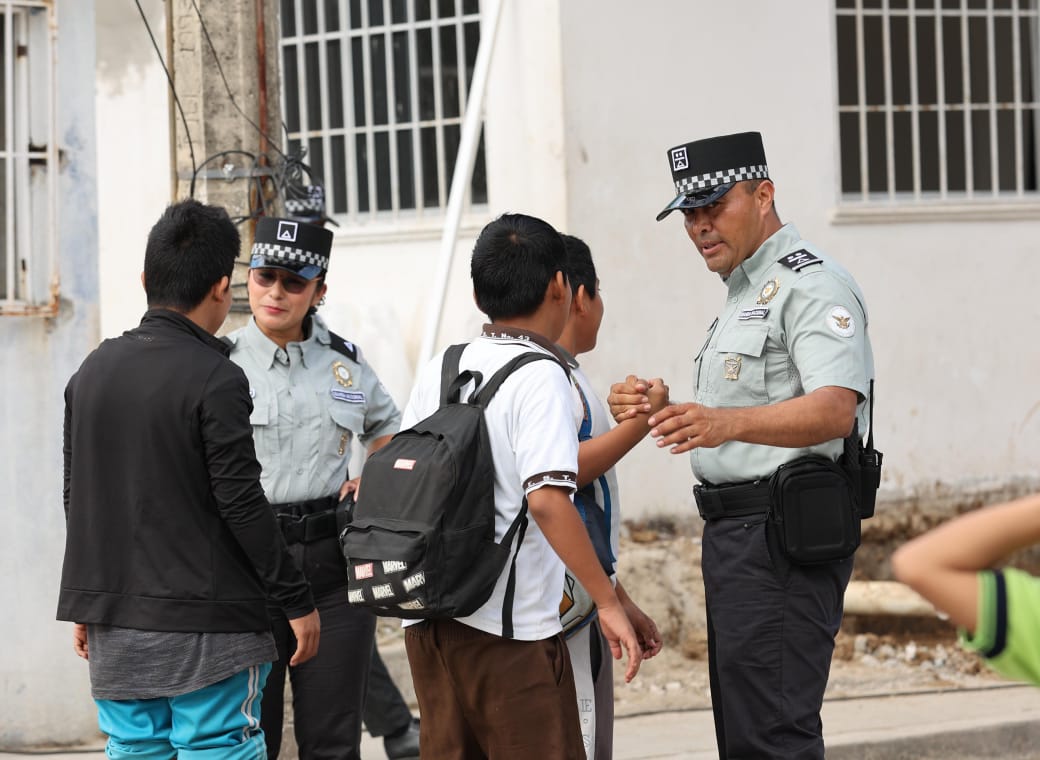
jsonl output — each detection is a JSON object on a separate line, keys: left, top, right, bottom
{"left": 757, "top": 278, "right": 780, "bottom": 305}
{"left": 331, "top": 388, "right": 366, "bottom": 403}
{"left": 724, "top": 355, "right": 742, "bottom": 380}
{"left": 737, "top": 307, "right": 769, "bottom": 321}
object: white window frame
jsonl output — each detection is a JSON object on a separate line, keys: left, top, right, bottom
{"left": 0, "top": 0, "right": 58, "bottom": 314}
{"left": 833, "top": 0, "right": 1040, "bottom": 223}
{"left": 279, "top": 0, "right": 487, "bottom": 240}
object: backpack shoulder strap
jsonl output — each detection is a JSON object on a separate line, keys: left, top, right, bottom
{"left": 471, "top": 352, "right": 566, "bottom": 407}
{"left": 439, "top": 343, "right": 469, "bottom": 407}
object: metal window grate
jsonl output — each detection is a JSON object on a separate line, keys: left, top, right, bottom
{"left": 836, "top": 0, "right": 1040, "bottom": 203}
{"left": 280, "top": 0, "right": 487, "bottom": 226}
{"left": 0, "top": 0, "right": 57, "bottom": 314}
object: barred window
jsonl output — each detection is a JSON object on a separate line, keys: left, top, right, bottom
{"left": 836, "top": 0, "right": 1040, "bottom": 203}
{"left": 280, "top": 0, "right": 487, "bottom": 226}
{"left": 0, "top": 0, "right": 58, "bottom": 314}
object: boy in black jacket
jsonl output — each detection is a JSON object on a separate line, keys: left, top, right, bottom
{"left": 58, "top": 200, "right": 319, "bottom": 760}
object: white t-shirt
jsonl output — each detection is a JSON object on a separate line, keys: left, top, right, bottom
{"left": 400, "top": 327, "right": 582, "bottom": 640}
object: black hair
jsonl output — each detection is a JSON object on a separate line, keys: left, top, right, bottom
{"left": 561, "top": 234, "right": 597, "bottom": 299}
{"left": 143, "top": 199, "right": 240, "bottom": 311}
{"left": 470, "top": 213, "right": 567, "bottom": 321}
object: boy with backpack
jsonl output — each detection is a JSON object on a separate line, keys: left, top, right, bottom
{"left": 557, "top": 234, "right": 666, "bottom": 759}
{"left": 394, "top": 213, "right": 642, "bottom": 758}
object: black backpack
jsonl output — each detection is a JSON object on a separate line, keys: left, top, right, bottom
{"left": 339, "top": 344, "right": 562, "bottom": 637}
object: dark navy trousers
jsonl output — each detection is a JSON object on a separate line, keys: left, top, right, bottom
{"left": 702, "top": 514, "right": 853, "bottom": 759}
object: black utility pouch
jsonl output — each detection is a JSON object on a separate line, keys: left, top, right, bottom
{"left": 769, "top": 455, "right": 861, "bottom": 564}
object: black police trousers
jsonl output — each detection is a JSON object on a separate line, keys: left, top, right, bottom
{"left": 702, "top": 513, "right": 853, "bottom": 759}
{"left": 262, "top": 586, "right": 376, "bottom": 760}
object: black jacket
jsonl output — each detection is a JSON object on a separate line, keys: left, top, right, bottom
{"left": 57, "top": 309, "right": 314, "bottom": 632}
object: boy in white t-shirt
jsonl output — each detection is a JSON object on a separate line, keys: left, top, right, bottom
{"left": 401, "top": 213, "right": 642, "bottom": 759}
{"left": 557, "top": 234, "right": 666, "bottom": 759}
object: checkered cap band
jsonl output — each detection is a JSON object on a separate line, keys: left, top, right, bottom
{"left": 674, "top": 164, "right": 769, "bottom": 196}
{"left": 251, "top": 241, "right": 330, "bottom": 271}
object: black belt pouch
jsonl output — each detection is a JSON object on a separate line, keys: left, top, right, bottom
{"left": 769, "top": 455, "right": 860, "bottom": 564}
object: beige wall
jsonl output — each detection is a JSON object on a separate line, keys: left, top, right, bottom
{"left": 556, "top": 1, "right": 1040, "bottom": 515}
{"left": 95, "top": 1, "right": 1040, "bottom": 523}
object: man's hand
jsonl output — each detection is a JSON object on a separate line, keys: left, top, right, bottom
{"left": 649, "top": 403, "right": 730, "bottom": 453}
{"left": 72, "top": 623, "right": 89, "bottom": 660}
{"left": 288, "top": 609, "right": 321, "bottom": 665}
{"left": 595, "top": 601, "right": 644, "bottom": 682}
{"left": 646, "top": 378, "right": 670, "bottom": 417}
{"left": 608, "top": 375, "right": 652, "bottom": 422}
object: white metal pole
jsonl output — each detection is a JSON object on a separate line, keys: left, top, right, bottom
{"left": 417, "top": 0, "right": 504, "bottom": 369}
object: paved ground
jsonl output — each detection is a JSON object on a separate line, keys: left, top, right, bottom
{"left": 4, "top": 683, "right": 1040, "bottom": 759}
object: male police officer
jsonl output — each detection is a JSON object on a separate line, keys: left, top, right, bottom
{"left": 611, "top": 132, "right": 875, "bottom": 758}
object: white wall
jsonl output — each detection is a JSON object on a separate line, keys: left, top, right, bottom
{"left": 557, "top": 1, "right": 1040, "bottom": 517}
{"left": 95, "top": 0, "right": 169, "bottom": 338}
{"left": 0, "top": 0, "right": 100, "bottom": 747}
{"left": 91, "top": 1, "right": 1040, "bottom": 530}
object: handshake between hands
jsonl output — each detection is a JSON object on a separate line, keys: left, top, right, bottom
{"left": 608, "top": 375, "right": 730, "bottom": 454}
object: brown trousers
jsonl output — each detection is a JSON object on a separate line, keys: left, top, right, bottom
{"left": 405, "top": 619, "right": 585, "bottom": 760}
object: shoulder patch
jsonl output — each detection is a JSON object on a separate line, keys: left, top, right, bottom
{"left": 778, "top": 249, "right": 823, "bottom": 272}
{"left": 329, "top": 331, "right": 358, "bottom": 362}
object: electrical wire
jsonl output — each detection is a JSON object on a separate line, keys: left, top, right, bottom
{"left": 189, "top": 0, "right": 289, "bottom": 162}
{"left": 134, "top": 0, "right": 198, "bottom": 197}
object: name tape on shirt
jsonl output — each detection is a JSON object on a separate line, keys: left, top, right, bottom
{"left": 738, "top": 307, "right": 769, "bottom": 320}
{"left": 330, "top": 389, "right": 366, "bottom": 403}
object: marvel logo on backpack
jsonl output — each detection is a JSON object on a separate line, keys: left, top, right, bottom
{"left": 339, "top": 344, "right": 564, "bottom": 637}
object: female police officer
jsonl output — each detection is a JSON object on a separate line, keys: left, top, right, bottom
{"left": 225, "top": 217, "right": 401, "bottom": 760}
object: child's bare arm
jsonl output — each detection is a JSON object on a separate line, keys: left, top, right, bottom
{"left": 577, "top": 378, "right": 668, "bottom": 487}
{"left": 892, "top": 493, "right": 1040, "bottom": 632}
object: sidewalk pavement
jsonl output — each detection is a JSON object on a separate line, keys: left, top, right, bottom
{"left": 3, "top": 683, "right": 1040, "bottom": 759}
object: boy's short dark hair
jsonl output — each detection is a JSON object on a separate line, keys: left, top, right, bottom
{"left": 143, "top": 199, "right": 240, "bottom": 311}
{"left": 561, "top": 234, "right": 597, "bottom": 299}
{"left": 471, "top": 213, "right": 566, "bottom": 321}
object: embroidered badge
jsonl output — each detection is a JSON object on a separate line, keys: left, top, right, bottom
{"left": 779, "top": 249, "right": 822, "bottom": 271}
{"left": 724, "top": 355, "right": 742, "bottom": 380}
{"left": 829, "top": 306, "right": 856, "bottom": 337}
{"left": 332, "top": 361, "right": 353, "bottom": 387}
{"left": 331, "top": 389, "right": 366, "bottom": 403}
{"left": 738, "top": 307, "right": 769, "bottom": 320}
{"left": 757, "top": 278, "right": 780, "bottom": 305}
{"left": 671, "top": 146, "right": 689, "bottom": 172}
{"left": 276, "top": 220, "right": 298, "bottom": 242}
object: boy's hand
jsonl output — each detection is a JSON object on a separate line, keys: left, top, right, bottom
{"left": 608, "top": 375, "right": 651, "bottom": 421}
{"left": 596, "top": 601, "right": 643, "bottom": 682}
{"left": 72, "top": 623, "right": 89, "bottom": 660}
{"left": 622, "top": 598, "right": 663, "bottom": 659}
{"left": 288, "top": 609, "right": 321, "bottom": 665}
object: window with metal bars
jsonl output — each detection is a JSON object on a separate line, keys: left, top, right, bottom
{"left": 0, "top": 0, "right": 57, "bottom": 314}
{"left": 836, "top": 0, "right": 1040, "bottom": 203}
{"left": 279, "top": 0, "right": 487, "bottom": 226}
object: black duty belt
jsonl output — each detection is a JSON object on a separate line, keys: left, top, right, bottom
{"left": 693, "top": 479, "right": 771, "bottom": 520}
{"left": 271, "top": 495, "right": 341, "bottom": 544}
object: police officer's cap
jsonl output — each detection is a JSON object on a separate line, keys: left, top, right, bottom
{"left": 656, "top": 131, "right": 770, "bottom": 222}
{"left": 249, "top": 217, "right": 333, "bottom": 280}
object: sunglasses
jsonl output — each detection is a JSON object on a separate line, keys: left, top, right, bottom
{"left": 251, "top": 268, "right": 312, "bottom": 294}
